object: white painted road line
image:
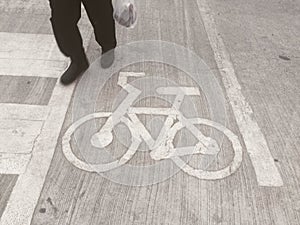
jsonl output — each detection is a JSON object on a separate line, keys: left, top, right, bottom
{"left": 0, "top": 119, "right": 44, "bottom": 154}
{"left": 0, "top": 103, "right": 49, "bottom": 120}
{"left": 0, "top": 81, "right": 76, "bottom": 225}
{"left": 0, "top": 153, "right": 31, "bottom": 175}
{"left": 0, "top": 32, "right": 64, "bottom": 60}
{"left": 0, "top": 27, "right": 92, "bottom": 224}
{"left": 0, "top": 32, "right": 66, "bottom": 78}
{"left": 196, "top": 0, "right": 283, "bottom": 186}
{"left": 0, "top": 104, "right": 49, "bottom": 174}
{"left": 0, "top": 58, "right": 67, "bottom": 78}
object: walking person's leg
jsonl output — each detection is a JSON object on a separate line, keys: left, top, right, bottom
{"left": 83, "top": 0, "right": 117, "bottom": 68}
{"left": 49, "top": 0, "right": 89, "bottom": 84}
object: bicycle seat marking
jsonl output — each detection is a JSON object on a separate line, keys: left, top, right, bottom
{"left": 62, "top": 72, "right": 243, "bottom": 180}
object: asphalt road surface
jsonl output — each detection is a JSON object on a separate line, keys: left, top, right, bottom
{"left": 0, "top": 0, "right": 299, "bottom": 224}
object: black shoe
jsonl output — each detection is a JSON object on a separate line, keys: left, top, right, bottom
{"left": 60, "top": 55, "right": 89, "bottom": 85}
{"left": 101, "top": 48, "right": 115, "bottom": 68}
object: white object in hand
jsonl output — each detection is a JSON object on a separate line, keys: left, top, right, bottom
{"left": 112, "top": 0, "right": 137, "bottom": 28}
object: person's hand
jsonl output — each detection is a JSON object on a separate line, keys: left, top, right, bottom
{"left": 113, "top": 3, "right": 136, "bottom": 28}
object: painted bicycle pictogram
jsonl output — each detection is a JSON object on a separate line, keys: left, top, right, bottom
{"left": 62, "top": 72, "right": 243, "bottom": 180}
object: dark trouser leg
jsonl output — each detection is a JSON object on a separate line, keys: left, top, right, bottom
{"left": 49, "top": 0, "right": 85, "bottom": 61}
{"left": 82, "top": 0, "right": 117, "bottom": 51}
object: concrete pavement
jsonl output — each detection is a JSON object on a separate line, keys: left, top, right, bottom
{"left": 0, "top": 0, "right": 299, "bottom": 224}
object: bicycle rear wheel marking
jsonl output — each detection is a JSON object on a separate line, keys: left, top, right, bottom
{"left": 171, "top": 118, "right": 243, "bottom": 180}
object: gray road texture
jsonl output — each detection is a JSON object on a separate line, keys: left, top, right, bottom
{"left": 0, "top": 0, "right": 300, "bottom": 225}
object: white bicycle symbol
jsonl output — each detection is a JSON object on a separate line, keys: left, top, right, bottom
{"left": 62, "top": 72, "right": 243, "bottom": 180}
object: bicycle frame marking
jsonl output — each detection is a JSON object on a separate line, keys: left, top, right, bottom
{"left": 91, "top": 72, "right": 219, "bottom": 158}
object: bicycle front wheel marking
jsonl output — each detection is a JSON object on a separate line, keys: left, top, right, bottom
{"left": 170, "top": 118, "right": 243, "bottom": 180}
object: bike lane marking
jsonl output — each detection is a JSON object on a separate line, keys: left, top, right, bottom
{"left": 68, "top": 70, "right": 242, "bottom": 182}
{"left": 0, "top": 81, "right": 75, "bottom": 225}
{"left": 196, "top": 0, "right": 283, "bottom": 186}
